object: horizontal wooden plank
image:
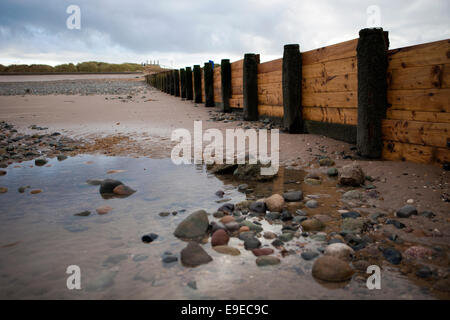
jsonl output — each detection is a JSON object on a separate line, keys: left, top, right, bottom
{"left": 230, "top": 98, "right": 243, "bottom": 108}
{"left": 258, "top": 93, "right": 283, "bottom": 106}
{"left": 302, "top": 91, "right": 357, "bottom": 108}
{"left": 257, "top": 70, "right": 282, "bottom": 84}
{"left": 387, "top": 88, "right": 450, "bottom": 112}
{"left": 387, "top": 63, "right": 450, "bottom": 90}
{"left": 386, "top": 109, "right": 450, "bottom": 123}
{"left": 231, "top": 85, "right": 243, "bottom": 95}
{"left": 258, "top": 105, "right": 284, "bottom": 118}
{"left": 382, "top": 119, "right": 450, "bottom": 148}
{"left": 382, "top": 140, "right": 450, "bottom": 164}
{"left": 302, "top": 106, "right": 357, "bottom": 125}
{"left": 302, "top": 73, "right": 357, "bottom": 93}
{"left": 302, "top": 38, "right": 358, "bottom": 65}
{"left": 388, "top": 39, "right": 450, "bottom": 69}
{"left": 302, "top": 57, "right": 357, "bottom": 78}
{"left": 258, "top": 58, "right": 282, "bottom": 74}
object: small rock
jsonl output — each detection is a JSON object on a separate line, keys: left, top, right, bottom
{"left": 35, "top": 158, "right": 47, "bottom": 166}
{"left": 0, "top": 187, "right": 8, "bottom": 193}
{"left": 220, "top": 216, "right": 235, "bottom": 224}
{"left": 312, "top": 256, "right": 354, "bottom": 282}
{"left": 265, "top": 194, "right": 285, "bottom": 212}
{"left": 256, "top": 256, "right": 280, "bottom": 266}
{"left": 283, "top": 191, "right": 303, "bottom": 202}
{"left": 112, "top": 184, "right": 136, "bottom": 196}
{"left": 249, "top": 201, "right": 266, "bottom": 213}
{"left": 74, "top": 211, "right": 91, "bottom": 217}
{"left": 141, "top": 233, "right": 158, "bottom": 243}
{"left": 99, "top": 179, "right": 123, "bottom": 194}
{"left": 338, "top": 164, "right": 365, "bottom": 186}
{"left": 96, "top": 205, "right": 113, "bottom": 215}
{"left": 244, "top": 238, "right": 261, "bottom": 250}
{"left": 305, "top": 200, "right": 319, "bottom": 208}
{"left": 341, "top": 211, "right": 361, "bottom": 219}
{"left": 415, "top": 266, "right": 432, "bottom": 278}
{"left": 301, "top": 251, "right": 319, "bottom": 261}
{"left": 252, "top": 248, "right": 274, "bottom": 256}
{"left": 180, "top": 242, "right": 213, "bottom": 267}
{"left": 30, "top": 189, "right": 42, "bottom": 194}
{"left": 319, "top": 158, "right": 335, "bottom": 167}
{"left": 159, "top": 211, "right": 171, "bottom": 217}
{"left": 382, "top": 248, "right": 402, "bottom": 265}
{"left": 213, "top": 245, "right": 241, "bottom": 256}
{"left": 174, "top": 210, "right": 209, "bottom": 240}
{"left": 211, "top": 229, "right": 229, "bottom": 246}
{"left": 327, "top": 168, "right": 338, "bottom": 177}
{"left": 324, "top": 243, "right": 355, "bottom": 261}
{"left": 396, "top": 205, "right": 418, "bottom": 218}
{"left": 301, "top": 219, "right": 325, "bottom": 231}
{"left": 263, "top": 231, "right": 277, "bottom": 240}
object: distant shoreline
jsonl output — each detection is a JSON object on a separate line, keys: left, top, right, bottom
{"left": 0, "top": 72, "right": 144, "bottom": 75}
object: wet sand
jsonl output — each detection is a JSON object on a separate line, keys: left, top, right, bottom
{"left": 0, "top": 75, "right": 449, "bottom": 299}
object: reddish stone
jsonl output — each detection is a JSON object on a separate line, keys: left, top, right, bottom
{"left": 211, "top": 229, "right": 229, "bottom": 247}
{"left": 252, "top": 248, "right": 274, "bottom": 256}
{"left": 239, "top": 226, "right": 250, "bottom": 233}
{"left": 220, "top": 216, "right": 235, "bottom": 224}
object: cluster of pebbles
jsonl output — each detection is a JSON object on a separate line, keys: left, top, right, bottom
{"left": 140, "top": 162, "right": 450, "bottom": 297}
{"left": 0, "top": 121, "right": 82, "bottom": 169}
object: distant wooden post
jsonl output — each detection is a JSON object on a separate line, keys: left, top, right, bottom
{"left": 185, "top": 67, "right": 193, "bottom": 100}
{"left": 180, "top": 68, "right": 186, "bottom": 99}
{"left": 170, "top": 71, "right": 175, "bottom": 95}
{"left": 166, "top": 72, "right": 170, "bottom": 94}
{"left": 221, "top": 59, "right": 231, "bottom": 113}
{"left": 193, "top": 65, "right": 202, "bottom": 103}
{"left": 357, "top": 28, "right": 388, "bottom": 158}
{"left": 204, "top": 62, "right": 214, "bottom": 107}
{"left": 174, "top": 70, "right": 180, "bottom": 97}
{"left": 243, "top": 53, "right": 258, "bottom": 121}
{"left": 282, "top": 44, "right": 303, "bottom": 133}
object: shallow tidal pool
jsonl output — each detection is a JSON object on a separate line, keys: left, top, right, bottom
{"left": 0, "top": 155, "right": 432, "bottom": 299}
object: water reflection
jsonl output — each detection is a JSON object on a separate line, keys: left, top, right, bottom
{"left": 0, "top": 155, "right": 432, "bottom": 299}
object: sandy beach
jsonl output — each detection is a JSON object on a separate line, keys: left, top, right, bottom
{"left": 0, "top": 74, "right": 449, "bottom": 299}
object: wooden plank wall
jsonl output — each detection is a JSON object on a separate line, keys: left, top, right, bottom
{"left": 257, "top": 58, "right": 283, "bottom": 117}
{"left": 382, "top": 39, "right": 450, "bottom": 164}
{"left": 301, "top": 38, "right": 359, "bottom": 126}
{"left": 201, "top": 67, "right": 205, "bottom": 102}
{"left": 230, "top": 59, "right": 244, "bottom": 108}
{"left": 213, "top": 65, "right": 222, "bottom": 104}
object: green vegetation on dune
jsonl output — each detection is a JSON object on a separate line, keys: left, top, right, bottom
{"left": 0, "top": 61, "right": 144, "bottom": 73}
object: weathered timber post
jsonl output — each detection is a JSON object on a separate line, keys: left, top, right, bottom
{"left": 282, "top": 44, "right": 303, "bottom": 133}
{"left": 174, "top": 70, "right": 180, "bottom": 97}
{"left": 185, "top": 67, "right": 193, "bottom": 100}
{"left": 193, "top": 65, "right": 202, "bottom": 103}
{"left": 243, "top": 53, "right": 259, "bottom": 121}
{"left": 180, "top": 68, "right": 186, "bottom": 99}
{"left": 170, "top": 71, "right": 175, "bottom": 95}
{"left": 357, "top": 28, "right": 388, "bottom": 158}
{"left": 221, "top": 59, "right": 231, "bottom": 113}
{"left": 204, "top": 62, "right": 214, "bottom": 107}
{"left": 165, "top": 72, "right": 170, "bottom": 93}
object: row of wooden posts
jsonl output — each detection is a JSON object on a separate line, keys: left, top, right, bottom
{"left": 146, "top": 28, "right": 389, "bottom": 159}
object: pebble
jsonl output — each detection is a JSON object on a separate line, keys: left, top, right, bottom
{"left": 0, "top": 187, "right": 7, "bottom": 193}
{"left": 159, "top": 211, "right": 170, "bottom": 217}
{"left": 312, "top": 256, "right": 354, "bottom": 282}
{"left": 30, "top": 189, "right": 42, "bottom": 194}
{"left": 256, "top": 256, "right": 280, "bottom": 267}
{"left": 263, "top": 231, "right": 277, "bottom": 240}
{"left": 301, "top": 251, "right": 319, "bottom": 261}
{"left": 244, "top": 238, "right": 261, "bottom": 250}
{"left": 74, "top": 210, "right": 91, "bottom": 217}
{"left": 180, "top": 242, "right": 213, "bottom": 267}
{"left": 396, "top": 205, "right": 418, "bottom": 218}
{"left": 96, "top": 205, "right": 113, "bottom": 215}
{"left": 252, "top": 248, "right": 274, "bottom": 256}
{"left": 283, "top": 191, "right": 303, "bottom": 202}
{"left": 341, "top": 211, "right": 361, "bottom": 219}
{"left": 415, "top": 266, "right": 432, "bottom": 278}
{"left": 301, "top": 219, "right": 325, "bottom": 231}
{"left": 305, "top": 200, "right": 319, "bottom": 208}
{"left": 141, "top": 233, "right": 158, "bottom": 243}
{"left": 213, "top": 245, "right": 241, "bottom": 256}
{"left": 265, "top": 194, "right": 285, "bottom": 212}
{"left": 211, "top": 229, "right": 229, "bottom": 246}
{"left": 324, "top": 243, "right": 355, "bottom": 261}
{"left": 382, "top": 248, "right": 402, "bottom": 265}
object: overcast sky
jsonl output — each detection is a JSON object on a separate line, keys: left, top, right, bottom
{"left": 0, "top": 0, "right": 449, "bottom": 68}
